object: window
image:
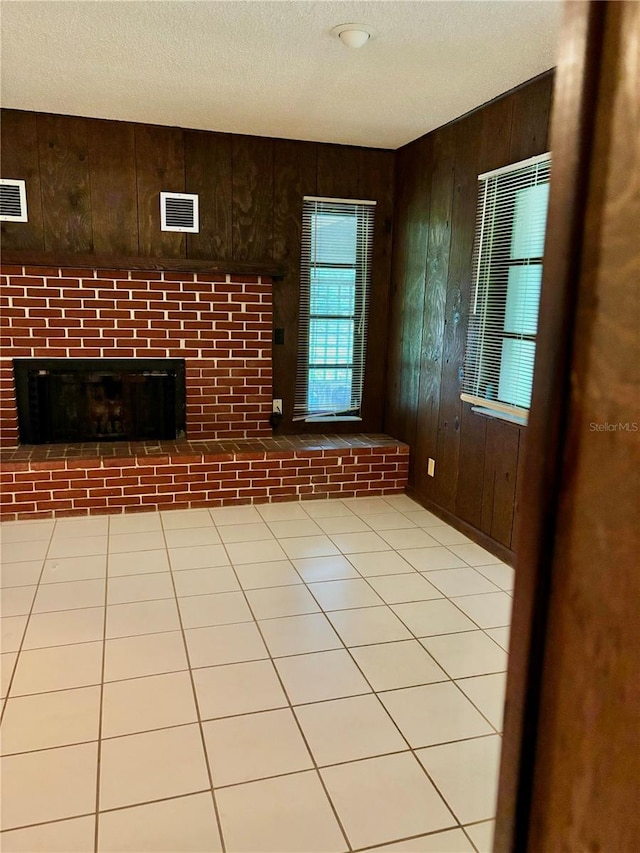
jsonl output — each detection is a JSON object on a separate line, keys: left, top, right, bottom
{"left": 461, "top": 153, "right": 551, "bottom": 424}
{"left": 294, "top": 197, "right": 376, "bottom": 421}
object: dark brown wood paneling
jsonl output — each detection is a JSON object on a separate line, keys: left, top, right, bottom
{"left": 272, "top": 139, "right": 317, "bottom": 265}
{"left": 316, "top": 143, "right": 360, "bottom": 199}
{"left": 455, "top": 402, "right": 487, "bottom": 529}
{"left": 135, "top": 124, "right": 185, "bottom": 257}
{"left": 509, "top": 72, "right": 554, "bottom": 163}
{"left": 488, "top": 421, "right": 523, "bottom": 548}
{"left": 184, "top": 130, "right": 232, "bottom": 261}
{"left": 476, "top": 97, "right": 516, "bottom": 530}
{"left": 384, "top": 144, "right": 414, "bottom": 440}
{"left": 485, "top": 420, "right": 521, "bottom": 547}
{"left": 434, "top": 110, "right": 483, "bottom": 513}
{"left": 272, "top": 139, "right": 317, "bottom": 428}
{"left": 87, "top": 119, "right": 137, "bottom": 256}
{"left": 37, "top": 114, "right": 93, "bottom": 253}
{"left": 413, "top": 124, "right": 456, "bottom": 500}
{"left": 0, "top": 110, "right": 44, "bottom": 251}
{"left": 385, "top": 72, "right": 551, "bottom": 556}
{"left": 232, "top": 135, "right": 273, "bottom": 262}
{"left": 512, "top": 430, "right": 528, "bottom": 549}
{"left": 479, "top": 92, "right": 515, "bottom": 176}
{"left": 359, "top": 148, "right": 395, "bottom": 430}
{"left": 481, "top": 417, "right": 499, "bottom": 534}
{"left": 397, "top": 135, "right": 433, "bottom": 481}
{"left": 1, "top": 250, "right": 284, "bottom": 278}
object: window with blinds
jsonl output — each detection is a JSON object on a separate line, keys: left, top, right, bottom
{"left": 461, "top": 152, "right": 551, "bottom": 424}
{"left": 294, "top": 197, "right": 376, "bottom": 421}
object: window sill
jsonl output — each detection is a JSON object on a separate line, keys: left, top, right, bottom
{"left": 304, "top": 416, "right": 363, "bottom": 423}
{"left": 471, "top": 406, "right": 528, "bottom": 426}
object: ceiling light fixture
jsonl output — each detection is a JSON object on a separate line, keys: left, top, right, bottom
{"left": 331, "top": 23, "right": 373, "bottom": 49}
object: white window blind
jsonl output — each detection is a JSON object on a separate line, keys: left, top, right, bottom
{"left": 294, "top": 197, "right": 376, "bottom": 421}
{"left": 461, "top": 152, "right": 551, "bottom": 422}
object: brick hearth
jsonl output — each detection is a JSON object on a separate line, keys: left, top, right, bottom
{"left": 0, "top": 434, "right": 408, "bottom": 520}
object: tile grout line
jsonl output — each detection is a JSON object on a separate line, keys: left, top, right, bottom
{"left": 314, "top": 593, "right": 467, "bottom": 838}
{"left": 1, "top": 562, "right": 512, "bottom": 594}
{"left": 461, "top": 824, "right": 484, "bottom": 853}
{"left": 366, "top": 598, "right": 508, "bottom": 735}
{"left": 93, "top": 515, "right": 112, "bottom": 853}
{"left": 285, "top": 504, "right": 505, "bottom": 834}
{"left": 0, "top": 521, "right": 57, "bottom": 726}
{"left": 0, "top": 660, "right": 505, "bottom": 710}
{"left": 349, "top": 825, "right": 468, "bottom": 853}
{"left": 217, "top": 534, "right": 355, "bottom": 853}
{"left": 229, "top": 499, "right": 496, "bottom": 841}
{"left": 161, "top": 517, "right": 228, "bottom": 853}
{"left": 321, "top": 501, "right": 505, "bottom": 837}
{"left": 6, "top": 583, "right": 509, "bottom": 618}
{"left": 0, "top": 718, "right": 500, "bottom": 770}
{"left": 0, "top": 790, "right": 212, "bottom": 837}
{"left": 1, "top": 712, "right": 504, "bottom": 756}
{"left": 322, "top": 550, "right": 507, "bottom": 737}
{"left": 4, "top": 623, "right": 511, "bottom": 662}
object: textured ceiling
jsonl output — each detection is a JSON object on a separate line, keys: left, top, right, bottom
{"left": 0, "top": 0, "right": 562, "bottom": 149}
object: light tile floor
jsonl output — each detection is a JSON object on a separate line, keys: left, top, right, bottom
{"left": 0, "top": 495, "right": 513, "bottom": 853}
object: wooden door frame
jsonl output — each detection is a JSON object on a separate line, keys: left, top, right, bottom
{"left": 494, "top": 3, "right": 607, "bottom": 850}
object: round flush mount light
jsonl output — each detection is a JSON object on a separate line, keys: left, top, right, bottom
{"left": 331, "top": 23, "right": 374, "bottom": 49}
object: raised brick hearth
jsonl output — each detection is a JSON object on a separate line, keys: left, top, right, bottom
{"left": 0, "top": 434, "right": 409, "bottom": 520}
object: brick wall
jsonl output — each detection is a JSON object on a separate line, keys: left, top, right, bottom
{"left": 0, "top": 444, "right": 409, "bottom": 520}
{"left": 0, "top": 265, "right": 273, "bottom": 446}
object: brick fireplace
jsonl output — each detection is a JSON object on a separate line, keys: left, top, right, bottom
{"left": 0, "top": 263, "right": 408, "bottom": 520}
{"left": 0, "top": 265, "right": 273, "bottom": 447}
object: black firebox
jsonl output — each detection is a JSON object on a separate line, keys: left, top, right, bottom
{"left": 13, "top": 359, "right": 186, "bottom": 444}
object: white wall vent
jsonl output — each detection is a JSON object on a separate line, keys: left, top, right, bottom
{"left": 0, "top": 179, "right": 28, "bottom": 222}
{"left": 160, "top": 192, "right": 199, "bottom": 233}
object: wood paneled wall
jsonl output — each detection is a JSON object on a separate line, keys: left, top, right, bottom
{"left": 0, "top": 111, "right": 394, "bottom": 434}
{"left": 385, "top": 73, "right": 553, "bottom": 555}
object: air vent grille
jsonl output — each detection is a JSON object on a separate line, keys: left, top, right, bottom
{"left": 160, "top": 192, "right": 199, "bottom": 233}
{"left": 0, "top": 179, "right": 28, "bottom": 222}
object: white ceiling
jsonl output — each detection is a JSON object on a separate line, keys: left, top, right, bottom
{"left": 0, "top": 0, "right": 562, "bottom": 150}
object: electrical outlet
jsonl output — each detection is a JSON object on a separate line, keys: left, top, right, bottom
{"left": 272, "top": 399, "right": 283, "bottom": 415}
{"left": 427, "top": 458, "right": 436, "bottom": 477}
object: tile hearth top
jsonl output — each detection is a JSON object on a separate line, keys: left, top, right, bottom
{"left": 1, "top": 434, "right": 407, "bottom": 465}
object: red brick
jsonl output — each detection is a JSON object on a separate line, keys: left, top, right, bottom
{"left": 72, "top": 498, "right": 107, "bottom": 509}
{"left": 108, "top": 496, "right": 141, "bottom": 507}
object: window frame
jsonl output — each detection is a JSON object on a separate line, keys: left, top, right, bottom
{"left": 461, "top": 153, "right": 551, "bottom": 425}
{"left": 295, "top": 197, "right": 376, "bottom": 422}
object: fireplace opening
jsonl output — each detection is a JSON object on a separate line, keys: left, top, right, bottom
{"left": 14, "top": 359, "right": 186, "bottom": 444}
